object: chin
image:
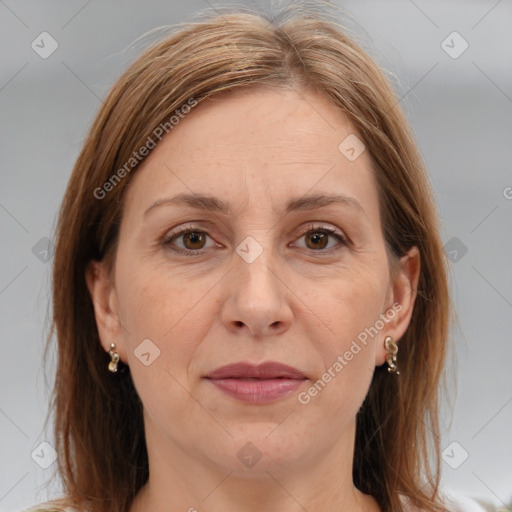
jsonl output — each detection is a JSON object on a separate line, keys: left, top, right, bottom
{"left": 203, "top": 427, "right": 306, "bottom": 476}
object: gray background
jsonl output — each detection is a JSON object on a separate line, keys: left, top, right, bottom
{"left": 1, "top": 0, "right": 511, "bottom": 510}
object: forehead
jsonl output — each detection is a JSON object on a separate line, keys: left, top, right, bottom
{"left": 162, "top": 86, "right": 361, "bottom": 162}
{"left": 123, "top": 86, "right": 378, "bottom": 217}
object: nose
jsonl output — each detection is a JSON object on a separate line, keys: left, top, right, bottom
{"left": 221, "top": 250, "right": 293, "bottom": 338}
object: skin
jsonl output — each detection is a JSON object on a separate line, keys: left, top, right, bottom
{"left": 86, "top": 86, "right": 420, "bottom": 512}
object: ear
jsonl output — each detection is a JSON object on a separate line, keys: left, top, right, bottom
{"left": 375, "top": 246, "right": 421, "bottom": 366}
{"left": 85, "top": 260, "right": 127, "bottom": 361}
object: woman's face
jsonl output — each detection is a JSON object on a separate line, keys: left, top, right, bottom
{"left": 88, "top": 87, "right": 419, "bottom": 478}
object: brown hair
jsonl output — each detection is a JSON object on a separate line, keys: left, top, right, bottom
{"left": 48, "top": 3, "right": 452, "bottom": 512}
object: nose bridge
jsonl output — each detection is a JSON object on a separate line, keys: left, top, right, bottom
{"left": 222, "top": 233, "right": 292, "bottom": 337}
{"left": 236, "top": 236, "right": 282, "bottom": 308}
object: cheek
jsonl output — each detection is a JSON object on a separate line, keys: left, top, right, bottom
{"left": 311, "top": 258, "right": 389, "bottom": 345}
{"left": 114, "top": 264, "right": 213, "bottom": 429}
{"left": 300, "top": 312, "right": 377, "bottom": 430}
{"left": 116, "top": 256, "right": 208, "bottom": 334}
{"left": 301, "top": 262, "right": 388, "bottom": 414}
{"left": 114, "top": 262, "right": 203, "bottom": 368}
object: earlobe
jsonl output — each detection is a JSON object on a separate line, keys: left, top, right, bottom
{"left": 85, "top": 260, "right": 123, "bottom": 354}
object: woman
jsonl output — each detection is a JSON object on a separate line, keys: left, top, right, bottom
{"left": 26, "top": 4, "right": 483, "bottom": 512}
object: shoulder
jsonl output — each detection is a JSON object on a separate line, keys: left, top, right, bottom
{"left": 441, "top": 490, "right": 487, "bottom": 512}
{"left": 22, "top": 505, "right": 81, "bottom": 512}
{"left": 399, "top": 490, "right": 487, "bottom": 512}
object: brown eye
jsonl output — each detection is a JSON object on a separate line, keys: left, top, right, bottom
{"left": 163, "top": 227, "right": 216, "bottom": 254}
{"left": 182, "top": 231, "right": 206, "bottom": 250}
{"left": 305, "top": 231, "right": 329, "bottom": 250}
{"left": 294, "top": 225, "right": 347, "bottom": 254}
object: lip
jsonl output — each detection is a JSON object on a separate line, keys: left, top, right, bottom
{"left": 206, "top": 361, "right": 306, "bottom": 380}
{"left": 205, "top": 362, "right": 307, "bottom": 404}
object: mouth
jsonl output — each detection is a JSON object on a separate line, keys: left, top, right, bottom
{"left": 204, "top": 362, "right": 307, "bottom": 404}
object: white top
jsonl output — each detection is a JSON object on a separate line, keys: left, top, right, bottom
{"left": 402, "top": 490, "right": 487, "bottom": 511}
{"left": 22, "top": 491, "right": 487, "bottom": 511}
{"left": 22, "top": 508, "right": 78, "bottom": 512}
{"left": 441, "top": 491, "right": 488, "bottom": 512}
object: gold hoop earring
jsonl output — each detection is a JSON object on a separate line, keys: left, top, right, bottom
{"left": 108, "top": 343, "right": 120, "bottom": 373}
{"left": 384, "top": 336, "right": 400, "bottom": 374}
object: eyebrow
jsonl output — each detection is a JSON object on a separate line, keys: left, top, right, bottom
{"left": 143, "top": 192, "right": 364, "bottom": 217}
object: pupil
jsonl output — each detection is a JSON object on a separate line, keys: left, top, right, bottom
{"left": 185, "top": 232, "right": 204, "bottom": 249}
{"left": 307, "top": 232, "right": 327, "bottom": 250}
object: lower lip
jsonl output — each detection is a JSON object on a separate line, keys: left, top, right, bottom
{"left": 207, "top": 378, "right": 305, "bottom": 404}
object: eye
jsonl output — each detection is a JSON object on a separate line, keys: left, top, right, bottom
{"left": 162, "top": 225, "right": 218, "bottom": 254}
{"left": 293, "top": 224, "right": 348, "bottom": 253}
{"left": 162, "top": 223, "right": 348, "bottom": 256}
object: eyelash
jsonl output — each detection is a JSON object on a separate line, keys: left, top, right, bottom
{"left": 161, "top": 223, "right": 348, "bottom": 257}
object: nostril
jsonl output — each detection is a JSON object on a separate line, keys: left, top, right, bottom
{"left": 235, "top": 321, "right": 244, "bottom": 327}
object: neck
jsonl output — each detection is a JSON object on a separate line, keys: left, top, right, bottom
{"left": 130, "top": 416, "right": 381, "bottom": 512}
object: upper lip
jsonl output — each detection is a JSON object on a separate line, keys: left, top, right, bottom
{"left": 205, "top": 362, "right": 306, "bottom": 380}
